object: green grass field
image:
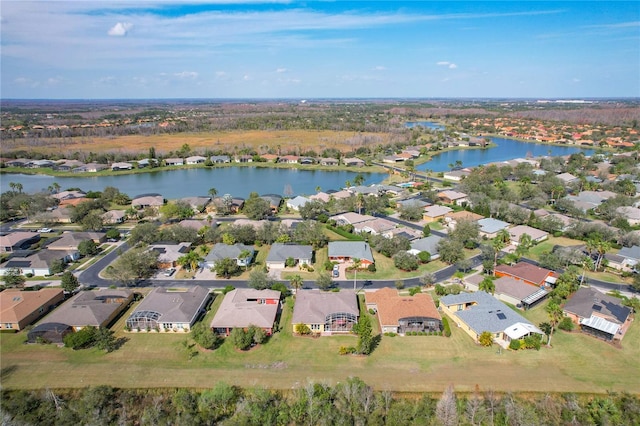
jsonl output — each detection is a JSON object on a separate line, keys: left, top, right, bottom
{"left": 1, "top": 291, "right": 638, "bottom": 393}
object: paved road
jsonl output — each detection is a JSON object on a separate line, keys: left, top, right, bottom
{"left": 78, "top": 242, "right": 130, "bottom": 287}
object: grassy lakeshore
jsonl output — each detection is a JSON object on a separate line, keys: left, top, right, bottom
{"left": 1, "top": 295, "right": 638, "bottom": 393}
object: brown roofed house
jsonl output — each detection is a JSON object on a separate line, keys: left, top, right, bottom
{"left": 291, "top": 290, "right": 359, "bottom": 335}
{"left": 495, "top": 262, "right": 557, "bottom": 288}
{"left": 0, "top": 288, "right": 64, "bottom": 331}
{"left": 210, "top": 289, "right": 281, "bottom": 336}
{"left": 365, "top": 287, "right": 441, "bottom": 334}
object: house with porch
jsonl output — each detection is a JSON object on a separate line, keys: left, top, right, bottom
{"left": 353, "top": 218, "right": 396, "bottom": 236}
{"left": 329, "top": 212, "right": 375, "bottom": 226}
{"left": 465, "top": 275, "right": 549, "bottom": 309}
{"left": 508, "top": 225, "right": 549, "bottom": 245}
{"left": 210, "top": 289, "right": 281, "bottom": 336}
{"left": 27, "top": 289, "right": 133, "bottom": 344}
{"left": 292, "top": 290, "right": 359, "bottom": 335}
{"left": 0, "top": 288, "right": 65, "bottom": 331}
{"left": 343, "top": 157, "right": 365, "bottom": 167}
{"left": 204, "top": 243, "right": 255, "bottom": 269}
{"left": 0, "top": 232, "right": 41, "bottom": 254}
{"left": 408, "top": 235, "right": 443, "bottom": 260}
{"left": 125, "top": 286, "right": 211, "bottom": 332}
{"left": 365, "top": 287, "right": 441, "bottom": 335}
{"left": 494, "top": 262, "right": 557, "bottom": 288}
{"left": 328, "top": 241, "right": 375, "bottom": 267}
{"left": 132, "top": 193, "right": 164, "bottom": 209}
{"left": 563, "top": 287, "right": 632, "bottom": 341}
{"left": 437, "top": 190, "right": 469, "bottom": 206}
{"left": 439, "top": 291, "right": 544, "bottom": 347}
{"left": 0, "top": 249, "right": 79, "bottom": 276}
{"left": 265, "top": 243, "right": 313, "bottom": 269}
{"left": 148, "top": 242, "right": 192, "bottom": 269}
{"left": 478, "top": 218, "right": 510, "bottom": 238}
{"left": 423, "top": 205, "right": 453, "bottom": 223}
{"left": 444, "top": 211, "right": 484, "bottom": 230}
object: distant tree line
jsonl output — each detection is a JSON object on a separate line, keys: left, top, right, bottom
{"left": 2, "top": 380, "right": 639, "bottom": 425}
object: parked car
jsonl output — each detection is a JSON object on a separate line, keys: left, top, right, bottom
{"left": 164, "top": 268, "right": 176, "bottom": 277}
{"left": 332, "top": 265, "right": 340, "bottom": 278}
{"left": 37, "top": 228, "right": 52, "bottom": 233}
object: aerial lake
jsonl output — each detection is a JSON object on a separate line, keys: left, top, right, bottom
{"left": 0, "top": 168, "right": 384, "bottom": 199}
{"left": 1, "top": 135, "right": 595, "bottom": 198}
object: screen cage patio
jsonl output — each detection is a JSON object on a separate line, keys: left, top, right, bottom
{"left": 126, "top": 310, "right": 161, "bottom": 330}
{"left": 324, "top": 312, "right": 358, "bottom": 333}
{"left": 398, "top": 316, "right": 441, "bottom": 334}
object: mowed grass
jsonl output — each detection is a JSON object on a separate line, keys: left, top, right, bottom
{"left": 7, "top": 130, "right": 393, "bottom": 156}
{"left": 2, "top": 291, "right": 639, "bottom": 393}
{"left": 528, "top": 236, "right": 585, "bottom": 260}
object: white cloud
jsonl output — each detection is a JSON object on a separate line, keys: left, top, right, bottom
{"left": 437, "top": 61, "right": 457, "bottom": 69}
{"left": 572, "top": 78, "right": 581, "bottom": 83}
{"left": 174, "top": 71, "right": 199, "bottom": 79}
{"left": 243, "top": 74, "right": 251, "bottom": 81}
{"left": 276, "top": 68, "right": 287, "bottom": 73}
{"left": 373, "top": 65, "right": 386, "bottom": 71}
{"left": 108, "top": 22, "right": 133, "bottom": 37}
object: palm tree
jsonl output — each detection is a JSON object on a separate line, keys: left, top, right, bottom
{"left": 177, "top": 250, "right": 203, "bottom": 274}
{"left": 580, "top": 256, "right": 594, "bottom": 286}
{"left": 496, "top": 229, "right": 510, "bottom": 245}
{"left": 208, "top": 187, "right": 218, "bottom": 199}
{"left": 491, "top": 238, "right": 505, "bottom": 274}
{"left": 289, "top": 274, "right": 304, "bottom": 294}
{"left": 238, "top": 249, "right": 252, "bottom": 271}
{"left": 479, "top": 276, "right": 496, "bottom": 295}
{"left": 514, "top": 233, "right": 533, "bottom": 259}
{"left": 595, "top": 240, "right": 611, "bottom": 271}
{"left": 351, "top": 258, "right": 362, "bottom": 291}
{"left": 545, "top": 300, "right": 564, "bottom": 347}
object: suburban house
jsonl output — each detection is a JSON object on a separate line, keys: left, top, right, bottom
{"left": 508, "top": 225, "right": 549, "bottom": 245}
{"left": 148, "top": 242, "right": 192, "bottom": 269}
{"left": 0, "top": 232, "right": 40, "bottom": 254}
{"left": 495, "top": 262, "right": 557, "bottom": 288}
{"left": 423, "top": 205, "right": 453, "bottom": 222}
{"left": 260, "top": 154, "right": 279, "bottom": 162}
{"left": 235, "top": 155, "right": 253, "bottom": 163}
{"left": 365, "top": 287, "right": 441, "bottom": 335}
{"left": 51, "top": 190, "right": 86, "bottom": 201}
{"left": 136, "top": 158, "right": 158, "bottom": 168}
{"left": 478, "top": 218, "right": 510, "bottom": 238}
{"left": 437, "top": 190, "right": 469, "bottom": 206}
{"left": 563, "top": 287, "right": 632, "bottom": 341}
{"left": 111, "top": 162, "right": 133, "bottom": 171}
{"left": 179, "top": 196, "right": 211, "bottom": 212}
{"left": 286, "top": 195, "right": 311, "bottom": 211}
{"left": 203, "top": 243, "right": 255, "bottom": 269}
{"left": 0, "top": 249, "right": 79, "bottom": 276}
{"left": 618, "top": 245, "right": 640, "bottom": 271}
{"left": 29, "top": 159, "right": 56, "bottom": 168}
{"left": 209, "top": 155, "right": 231, "bottom": 163}
{"left": 210, "top": 289, "right": 281, "bottom": 336}
{"left": 616, "top": 206, "right": 640, "bottom": 226}
{"left": 291, "top": 290, "right": 359, "bottom": 335}
{"left": 164, "top": 158, "right": 184, "bottom": 166}
{"left": 186, "top": 155, "right": 207, "bottom": 164}
{"left": 125, "top": 286, "right": 211, "bottom": 332}
{"left": 443, "top": 169, "right": 471, "bottom": 181}
{"left": 384, "top": 227, "right": 422, "bottom": 241}
{"left": 132, "top": 193, "right": 164, "bottom": 209}
{"left": 27, "top": 289, "right": 133, "bottom": 344}
{"left": 408, "top": 235, "right": 443, "bottom": 259}
{"left": 465, "top": 275, "right": 549, "bottom": 309}
{"left": 383, "top": 154, "right": 405, "bottom": 163}
{"left": 555, "top": 172, "right": 579, "bottom": 184}
{"left": 353, "top": 218, "right": 396, "bottom": 236}
{"left": 278, "top": 155, "right": 299, "bottom": 164}
{"left": 178, "top": 219, "right": 216, "bottom": 232}
{"left": 565, "top": 190, "right": 617, "bottom": 212}
{"left": 265, "top": 243, "right": 313, "bottom": 269}
{"left": 59, "top": 197, "right": 91, "bottom": 207}
{"left": 342, "top": 157, "right": 365, "bottom": 167}
{"left": 212, "top": 196, "right": 245, "bottom": 213}
{"left": 444, "top": 211, "right": 484, "bottom": 230}
{"left": 320, "top": 158, "right": 339, "bottom": 166}
{"left": 75, "top": 163, "right": 108, "bottom": 173}
{"left": 330, "top": 212, "right": 375, "bottom": 226}
{"left": 260, "top": 194, "right": 283, "bottom": 213}
{"left": 47, "top": 232, "right": 106, "bottom": 251}
{"left": 0, "top": 288, "right": 65, "bottom": 331}
{"left": 39, "top": 207, "right": 73, "bottom": 224}
{"left": 328, "top": 241, "right": 375, "bottom": 266}
{"left": 396, "top": 198, "right": 430, "bottom": 210}
{"left": 439, "top": 291, "right": 544, "bottom": 347}
{"left": 102, "top": 210, "right": 125, "bottom": 224}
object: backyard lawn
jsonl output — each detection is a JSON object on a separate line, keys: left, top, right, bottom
{"left": 527, "top": 235, "right": 584, "bottom": 260}
{"left": 2, "top": 288, "right": 638, "bottom": 393}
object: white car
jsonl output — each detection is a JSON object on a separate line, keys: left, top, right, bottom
{"left": 164, "top": 268, "right": 176, "bottom": 277}
{"left": 37, "top": 228, "right": 52, "bottom": 233}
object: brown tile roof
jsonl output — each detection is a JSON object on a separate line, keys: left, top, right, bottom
{"left": 366, "top": 288, "right": 440, "bottom": 327}
{"left": 0, "top": 288, "right": 64, "bottom": 324}
{"left": 495, "top": 262, "right": 555, "bottom": 286}
{"left": 444, "top": 211, "right": 484, "bottom": 222}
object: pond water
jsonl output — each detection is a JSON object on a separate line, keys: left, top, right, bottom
{"left": 418, "top": 137, "right": 595, "bottom": 172}
{"left": 0, "top": 167, "right": 384, "bottom": 199}
{"left": 405, "top": 121, "right": 445, "bottom": 131}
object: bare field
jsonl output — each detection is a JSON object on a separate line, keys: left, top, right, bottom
{"left": 4, "top": 130, "right": 393, "bottom": 155}
{"left": 1, "top": 296, "right": 638, "bottom": 393}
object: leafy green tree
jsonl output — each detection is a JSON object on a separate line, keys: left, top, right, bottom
{"left": 129, "top": 222, "right": 160, "bottom": 244}
{"left": 545, "top": 300, "right": 564, "bottom": 347}
{"left": 437, "top": 239, "right": 464, "bottom": 264}
{"left": 81, "top": 211, "right": 105, "bottom": 231}
{"left": 243, "top": 193, "right": 272, "bottom": 220}
{"left": 229, "top": 327, "right": 253, "bottom": 350}
{"left": 398, "top": 203, "right": 424, "bottom": 221}
{"left": 299, "top": 200, "right": 327, "bottom": 220}
{"left": 60, "top": 271, "right": 79, "bottom": 293}
{"left": 316, "top": 272, "right": 333, "bottom": 291}
{"left": 78, "top": 239, "right": 99, "bottom": 256}
{"left": 214, "top": 258, "right": 240, "bottom": 279}
{"left": 420, "top": 272, "right": 436, "bottom": 287}
{"left": 94, "top": 327, "right": 118, "bottom": 352}
{"left": 177, "top": 250, "right": 203, "bottom": 272}
{"left": 393, "top": 251, "right": 419, "bottom": 271}
{"left": 49, "top": 259, "right": 66, "bottom": 275}
{"left": 105, "top": 228, "right": 120, "bottom": 240}
{"left": 248, "top": 268, "right": 274, "bottom": 290}
{"left": 417, "top": 251, "right": 431, "bottom": 263}
{"left": 63, "top": 326, "right": 97, "bottom": 350}
{"left": 293, "top": 220, "right": 328, "bottom": 249}
{"left": 478, "top": 331, "right": 493, "bottom": 347}
{"left": 248, "top": 325, "right": 267, "bottom": 344}
{"left": 2, "top": 267, "right": 26, "bottom": 288}
{"left": 422, "top": 224, "right": 431, "bottom": 237}
{"left": 104, "top": 246, "right": 159, "bottom": 286}
{"left": 191, "top": 322, "right": 222, "bottom": 350}
{"left": 479, "top": 276, "right": 495, "bottom": 295}
{"left": 353, "top": 315, "right": 374, "bottom": 355}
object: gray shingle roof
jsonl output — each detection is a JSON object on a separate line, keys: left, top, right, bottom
{"left": 619, "top": 245, "right": 640, "bottom": 261}
{"left": 292, "top": 290, "right": 358, "bottom": 324}
{"left": 409, "top": 235, "right": 443, "bottom": 255}
{"left": 440, "top": 291, "right": 538, "bottom": 335}
{"left": 266, "top": 243, "right": 313, "bottom": 263}
{"left": 478, "top": 218, "right": 510, "bottom": 234}
{"left": 36, "top": 289, "right": 132, "bottom": 328}
{"left": 563, "top": 287, "right": 631, "bottom": 325}
{"left": 210, "top": 289, "right": 280, "bottom": 329}
{"left": 128, "top": 286, "right": 210, "bottom": 325}
{"left": 328, "top": 241, "right": 374, "bottom": 263}
{"left": 205, "top": 243, "right": 254, "bottom": 262}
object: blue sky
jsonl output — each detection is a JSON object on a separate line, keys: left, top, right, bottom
{"left": 1, "top": 1, "right": 638, "bottom": 99}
